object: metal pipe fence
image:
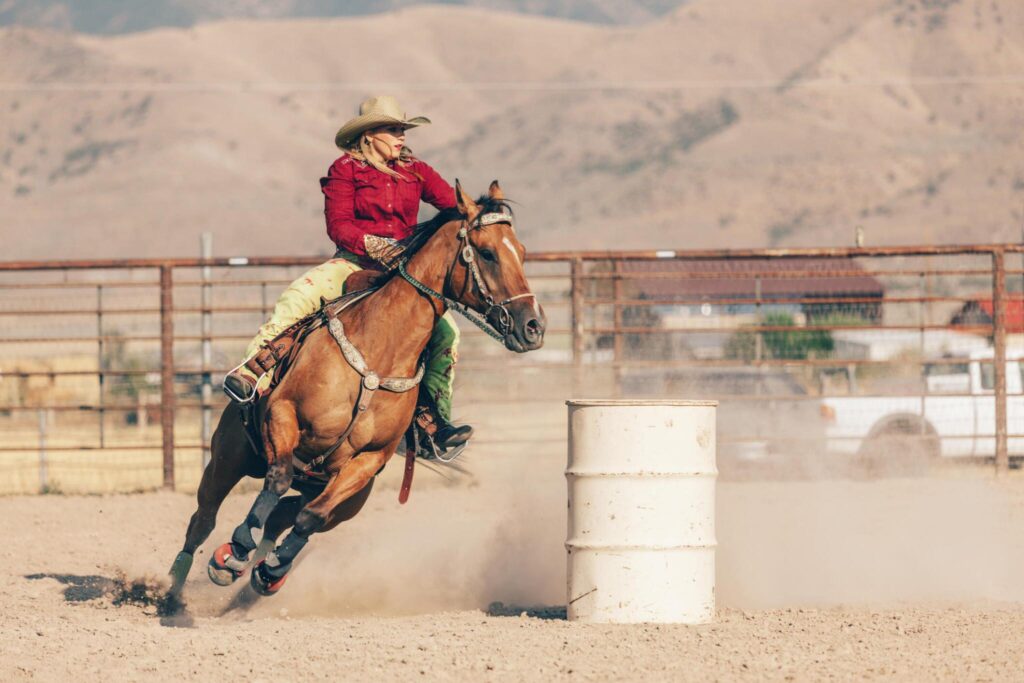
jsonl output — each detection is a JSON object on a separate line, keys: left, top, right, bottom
{"left": 1, "top": 243, "right": 1022, "bottom": 492}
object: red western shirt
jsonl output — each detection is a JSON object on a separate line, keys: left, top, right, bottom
{"left": 321, "top": 154, "right": 456, "bottom": 257}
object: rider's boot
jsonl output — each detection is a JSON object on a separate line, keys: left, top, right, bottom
{"left": 415, "top": 403, "right": 473, "bottom": 452}
{"left": 437, "top": 421, "right": 473, "bottom": 449}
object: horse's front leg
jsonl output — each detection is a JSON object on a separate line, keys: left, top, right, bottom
{"left": 249, "top": 449, "right": 386, "bottom": 596}
{"left": 208, "top": 401, "right": 298, "bottom": 586}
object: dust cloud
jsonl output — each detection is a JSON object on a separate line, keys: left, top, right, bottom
{"left": 217, "top": 449, "right": 1024, "bottom": 619}
{"left": 235, "top": 451, "right": 568, "bottom": 619}
{"left": 718, "top": 476, "right": 1024, "bottom": 608}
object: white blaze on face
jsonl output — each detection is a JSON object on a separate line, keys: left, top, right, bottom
{"left": 502, "top": 236, "right": 521, "bottom": 265}
{"left": 499, "top": 233, "right": 541, "bottom": 319}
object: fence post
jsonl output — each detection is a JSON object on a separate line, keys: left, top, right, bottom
{"left": 200, "top": 233, "right": 213, "bottom": 470}
{"left": 918, "top": 272, "right": 926, "bottom": 436}
{"left": 96, "top": 284, "right": 105, "bottom": 448}
{"left": 160, "top": 264, "right": 176, "bottom": 490}
{"left": 754, "top": 276, "right": 763, "bottom": 364}
{"left": 571, "top": 258, "right": 584, "bottom": 395}
{"left": 992, "top": 249, "right": 1009, "bottom": 474}
{"left": 38, "top": 409, "right": 48, "bottom": 492}
{"left": 612, "top": 259, "right": 624, "bottom": 396}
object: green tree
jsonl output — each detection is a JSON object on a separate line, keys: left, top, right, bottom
{"left": 725, "top": 311, "right": 836, "bottom": 361}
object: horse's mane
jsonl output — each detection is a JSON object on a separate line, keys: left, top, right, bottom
{"left": 379, "top": 195, "right": 514, "bottom": 270}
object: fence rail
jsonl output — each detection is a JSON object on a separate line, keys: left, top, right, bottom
{"left": 1, "top": 243, "right": 1022, "bottom": 492}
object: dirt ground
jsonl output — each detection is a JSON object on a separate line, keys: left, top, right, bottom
{"left": 3, "top": 452, "right": 1024, "bottom": 682}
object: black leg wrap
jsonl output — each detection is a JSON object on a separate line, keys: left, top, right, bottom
{"left": 246, "top": 489, "right": 281, "bottom": 529}
{"left": 231, "top": 489, "right": 280, "bottom": 555}
{"left": 264, "top": 530, "right": 308, "bottom": 579}
{"left": 229, "top": 530, "right": 255, "bottom": 557}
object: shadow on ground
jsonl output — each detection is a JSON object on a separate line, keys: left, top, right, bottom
{"left": 486, "top": 601, "right": 566, "bottom": 620}
{"left": 26, "top": 573, "right": 116, "bottom": 602}
{"left": 25, "top": 571, "right": 197, "bottom": 627}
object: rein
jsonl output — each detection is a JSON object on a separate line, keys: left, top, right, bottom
{"left": 396, "top": 212, "right": 536, "bottom": 342}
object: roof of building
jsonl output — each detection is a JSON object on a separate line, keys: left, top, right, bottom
{"left": 616, "top": 258, "right": 885, "bottom": 300}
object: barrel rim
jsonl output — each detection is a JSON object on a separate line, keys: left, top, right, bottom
{"left": 566, "top": 399, "right": 718, "bottom": 407}
{"left": 565, "top": 469, "right": 718, "bottom": 477}
{"left": 566, "top": 542, "right": 717, "bottom": 550}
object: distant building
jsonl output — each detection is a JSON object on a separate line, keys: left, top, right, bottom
{"left": 618, "top": 257, "right": 884, "bottom": 320}
{"left": 607, "top": 257, "right": 885, "bottom": 360}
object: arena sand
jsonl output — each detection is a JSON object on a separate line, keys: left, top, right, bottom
{"left": 3, "top": 450, "right": 1024, "bottom": 681}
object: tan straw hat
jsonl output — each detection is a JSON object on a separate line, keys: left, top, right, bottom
{"left": 334, "top": 95, "right": 431, "bottom": 149}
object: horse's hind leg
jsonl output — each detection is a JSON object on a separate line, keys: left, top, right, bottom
{"left": 209, "top": 401, "right": 298, "bottom": 586}
{"left": 168, "top": 406, "right": 253, "bottom": 597}
{"left": 250, "top": 452, "right": 381, "bottom": 596}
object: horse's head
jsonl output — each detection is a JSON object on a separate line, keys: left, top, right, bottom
{"left": 445, "top": 180, "right": 546, "bottom": 353}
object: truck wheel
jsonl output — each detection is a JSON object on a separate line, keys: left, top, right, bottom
{"left": 855, "top": 420, "right": 939, "bottom": 479}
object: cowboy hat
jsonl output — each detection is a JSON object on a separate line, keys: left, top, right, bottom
{"left": 334, "top": 95, "right": 431, "bottom": 149}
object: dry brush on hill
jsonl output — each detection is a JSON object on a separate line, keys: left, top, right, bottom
{"left": 2, "top": 0, "right": 1024, "bottom": 260}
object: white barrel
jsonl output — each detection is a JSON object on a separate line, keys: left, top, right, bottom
{"left": 566, "top": 399, "right": 717, "bottom": 624}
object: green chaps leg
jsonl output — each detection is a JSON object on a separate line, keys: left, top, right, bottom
{"left": 423, "top": 313, "right": 460, "bottom": 422}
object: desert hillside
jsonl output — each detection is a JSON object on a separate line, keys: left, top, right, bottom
{"left": 0, "top": 0, "right": 685, "bottom": 33}
{"left": 2, "top": 0, "right": 1023, "bottom": 261}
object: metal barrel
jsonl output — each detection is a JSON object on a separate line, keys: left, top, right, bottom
{"left": 566, "top": 399, "right": 717, "bottom": 624}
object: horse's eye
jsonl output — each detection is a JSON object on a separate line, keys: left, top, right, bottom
{"left": 479, "top": 248, "right": 497, "bottom": 263}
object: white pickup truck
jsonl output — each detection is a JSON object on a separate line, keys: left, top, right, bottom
{"left": 820, "top": 350, "right": 1023, "bottom": 465}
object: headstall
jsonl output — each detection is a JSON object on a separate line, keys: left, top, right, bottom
{"left": 397, "top": 211, "right": 536, "bottom": 342}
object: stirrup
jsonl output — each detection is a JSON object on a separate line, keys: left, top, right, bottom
{"left": 413, "top": 404, "right": 471, "bottom": 463}
{"left": 418, "top": 422, "right": 470, "bottom": 463}
{"left": 431, "top": 440, "right": 468, "bottom": 464}
{"left": 222, "top": 365, "right": 265, "bottom": 405}
{"left": 403, "top": 422, "right": 468, "bottom": 464}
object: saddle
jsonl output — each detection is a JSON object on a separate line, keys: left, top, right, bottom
{"left": 241, "top": 268, "right": 387, "bottom": 392}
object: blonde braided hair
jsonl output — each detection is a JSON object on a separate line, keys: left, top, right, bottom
{"left": 343, "top": 133, "right": 421, "bottom": 180}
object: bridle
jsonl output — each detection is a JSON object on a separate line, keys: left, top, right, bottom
{"left": 396, "top": 211, "right": 536, "bottom": 342}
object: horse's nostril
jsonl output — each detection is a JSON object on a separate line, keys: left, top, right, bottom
{"left": 524, "top": 318, "right": 542, "bottom": 341}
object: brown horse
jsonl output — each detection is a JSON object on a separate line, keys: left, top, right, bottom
{"left": 166, "top": 181, "right": 545, "bottom": 599}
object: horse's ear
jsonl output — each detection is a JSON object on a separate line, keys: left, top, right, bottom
{"left": 488, "top": 180, "right": 504, "bottom": 201}
{"left": 455, "top": 179, "right": 479, "bottom": 221}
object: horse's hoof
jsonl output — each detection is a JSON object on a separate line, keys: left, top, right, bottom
{"left": 207, "top": 543, "right": 246, "bottom": 586}
{"left": 250, "top": 560, "right": 288, "bottom": 596}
